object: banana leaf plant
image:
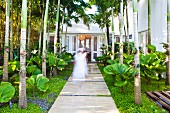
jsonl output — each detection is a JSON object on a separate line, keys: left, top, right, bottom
{"left": 107, "top": 54, "right": 134, "bottom": 67}
{"left": 46, "top": 52, "right": 67, "bottom": 79}
{"left": 26, "top": 65, "right": 42, "bottom": 76}
{"left": 96, "top": 44, "right": 111, "bottom": 66}
{"left": 27, "top": 55, "right": 42, "bottom": 69}
{"left": 0, "top": 82, "right": 15, "bottom": 102}
{"left": 8, "top": 61, "right": 20, "bottom": 75}
{"left": 104, "top": 63, "right": 137, "bottom": 91}
{"left": 27, "top": 74, "right": 49, "bottom": 97}
{"left": 140, "top": 53, "right": 166, "bottom": 84}
{"left": 56, "top": 51, "right": 73, "bottom": 64}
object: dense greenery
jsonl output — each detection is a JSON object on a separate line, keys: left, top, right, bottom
{"left": 0, "top": 63, "right": 73, "bottom": 112}
{"left": 98, "top": 64, "right": 168, "bottom": 113}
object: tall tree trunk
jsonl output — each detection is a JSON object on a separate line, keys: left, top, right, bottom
{"left": 111, "top": 7, "right": 115, "bottom": 60}
{"left": 106, "top": 23, "right": 110, "bottom": 46}
{"left": 148, "top": 0, "right": 151, "bottom": 45}
{"left": 10, "top": 0, "right": 13, "bottom": 61}
{"left": 60, "top": 8, "right": 65, "bottom": 53}
{"left": 38, "top": 18, "right": 43, "bottom": 55}
{"left": 126, "top": 3, "right": 130, "bottom": 55}
{"left": 47, "top": 20, "right": 50, "bottom": 51}
{"left": 18, "top": 0, "right": 27, "bottom": 108}
{"left": 119, "top": 0, "right": 124, "bottom": 64}
{"left": 42, "top": 0, "right": 49, "bottom": 77}
{"left": 133, "top": 0, "right": 142, "bottom": 104}
{"left": 3, "top": 0, "right": 10, "bottom": 82}
{"left": 16, "top": 9, "right": 20, "bottom": 59}
{"left": 166, "top": 0, "right": 170, "bottom": 85}
{"left": 27, "top": 1, "right": 32, "bottom": 59}
{"left": 54, "top": 0, "right": 60, "bottom": 55}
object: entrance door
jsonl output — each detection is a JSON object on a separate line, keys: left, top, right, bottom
{"left": 91, "top": 36, "right": 101, "bottom": 62}
{"left": 78, "top": 35, "right": 91, "bottom": 62}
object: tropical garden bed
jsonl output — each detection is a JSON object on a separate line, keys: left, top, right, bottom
{"left": 99, "top": 64, "right": 168, "bottom": 112}
{"left": 96, "top": 44, "right": 170, "bottom": 113}
{"left": 0, "top": 64, "right": 73, "bottom": 113}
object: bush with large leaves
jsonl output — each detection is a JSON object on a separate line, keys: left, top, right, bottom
{"left": 140, "top": 53, "right": 166, "bottom": 84}
{"left": 0, "top": 82, "right": 15, "bottom": 102}
{"left": 104, "top": 63, "right": 137, "bottom": 91}
{"left": 27, "top": 74, "right": 49, "bottom": 96}
{"left": 47, "top": 52, "right": 67, "bottom": 73}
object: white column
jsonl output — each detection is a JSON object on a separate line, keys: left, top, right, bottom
{"left": 91, "top": 36, "right": 94, "bottom": 61}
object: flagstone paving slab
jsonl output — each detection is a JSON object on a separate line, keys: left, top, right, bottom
{"left": 48, "top": 63, "right": 119, "bottom": 113}
{"left": 48, "top": 96, "right": 119, "bottom": 113}
{"left": 60, "top": 81, "right": 110, "bottom": 96}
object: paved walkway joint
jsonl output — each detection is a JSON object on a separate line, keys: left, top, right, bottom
{"left": 48, "top": 63, "right": 119, "bottom": 113}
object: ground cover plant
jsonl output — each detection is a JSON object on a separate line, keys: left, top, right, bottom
{"left": 98, "top": 64, "right": 168, "bottom": 113}
{"left": 0, "top": 64, "right": 73, "bottom": 113}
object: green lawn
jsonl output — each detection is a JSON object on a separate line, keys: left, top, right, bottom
{"left": 0, "top": 64, "right": 73, "bottom": 113}
{"left": 98, "top": 64, "right": 168, "bottom": 113}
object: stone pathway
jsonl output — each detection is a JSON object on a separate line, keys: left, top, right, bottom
{"left": 48, "top": 63, "right": 119, "bottom": 113}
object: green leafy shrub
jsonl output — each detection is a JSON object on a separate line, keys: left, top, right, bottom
{"left": 140, "top": 53, "right": 166, "bottom": 83}
{"left": 26, "top": 65, "right": 42, "bottom": 76}
{"left": 104, "top": 63, "right": 137, "bottom": 91}
{"left": 27, "top": 74, "right": 49, "bottom": 96}
{"left": 0, "top": 82, "right": 15, "bottom": 102}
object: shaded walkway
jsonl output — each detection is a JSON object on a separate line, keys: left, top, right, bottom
{"left": 48, "top": 63, "right": 119, "bottom": 113}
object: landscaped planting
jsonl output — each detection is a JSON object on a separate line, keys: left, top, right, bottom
{"left": 98, "top": 65, "right": 168, "bottom": 113}
{"left": 0, "top": 64, "right": 73, "bottom": 113}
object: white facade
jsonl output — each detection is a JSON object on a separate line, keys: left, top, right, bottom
{"left": 150, "top": 0, "right": 167, "bottom": 52}
{"left": 49, "top": 0, "right": 169, "bottom": 62}
{"left": 61, "top": 21, "right": 104, "bottom": 62}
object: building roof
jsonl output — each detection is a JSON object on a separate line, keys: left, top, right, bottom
{"left": 63, "top": 21, "right": 103, "bottom": 34}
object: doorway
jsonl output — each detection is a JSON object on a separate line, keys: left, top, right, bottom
{"left": 79, "top": 34, "right": 91, "bottom": 62}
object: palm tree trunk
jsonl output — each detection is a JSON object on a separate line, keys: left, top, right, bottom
{"left": 53, "top": 0, "right": 60, "bottom": 76}
{"left": 38, "top": 18, "right": 43, "bottom": 55}
{"left": 111, "top": 7, "right": 115, "bottom": 60}
{"left": 54, "top": 0, "right": 60, "bottom": 55}
{"left": 38, "top": 11, "right": 44, "bottom": 55}
{"left": 126, "top": 3, "right": 130, "bottom": 55}
{"left": 16, "top": 9, "right": 20, "bottom": 59}
{"left": 166, "top": 0, "right": 170, "bottom": 85}
{"left": 18, "top": 0, "right": 27, "bottom": 108}
{"left": 60, "top": 8, "right": 65, "bottom": 53}
{"left": 3, "top": 0, "right": 10, "bottom": 82}
{"left": 106, "top": 23, "right": 110, "bottom": 46}
{"left": 119, "top": 0, "right": 124, "bottom": 64}
{"left": 10, "top": 0, "right": 13, "bottom": 61}
{"left": 27, "top": 1, "right": 32, "bottom": 59}
{"left": 47, "top": 20, "right": 50, "bottom": 51}
{"left": 42, "top": 0, "right": 49, "bottom": 77}
{"left": 133, "top": 0, "right": 142, "bottom": 104}
{"left": 148, "top": 0, "right": 151, "bottom": 45}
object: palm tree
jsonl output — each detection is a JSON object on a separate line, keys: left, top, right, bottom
{"left": 10, "top": 0, "right": 13, "bottom": 61}
{"left": 148, "top": 0, "right": 151, "bottom": 45}
{"left": 3, "top": 0, "right": 10, "bottom": 82}
{"left": 42, "top": 0, "right": 49, "bottom": 77}
{"left": 18, "top": 0, "right": 27, "bottom": 108}
{"left": 133, "top": 0, "right": 141, "bottom": 104}
{"left": 111, "top": 7, "right": 115, "bottom": 60}
{"left": 27, "top": 0, "right": 32, "bottom": 59}
{"left": 54, "top": 0, "right": 60, "bottom": 55}
{"left": 166, "top": 0, "right": 170, "bottom": 85}
{"left": 125, "top": 0, "right": 130, "bottom": 55}
{"left": 119, "top": 0, "right": 124, "bottom": 64}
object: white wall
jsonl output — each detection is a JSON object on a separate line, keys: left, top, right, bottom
{"left": 128, "top": 1, "right": 134, "bottom": 42}
{"left": 138, "top": 0, "right": 148, "bottom": 32}
{"left": 150, "top": 0, "right": 167, "bottom": 52}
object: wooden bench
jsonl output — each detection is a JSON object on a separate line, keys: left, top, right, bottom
{"left": 146, "top": 91, "right": 170, "bottom": 111}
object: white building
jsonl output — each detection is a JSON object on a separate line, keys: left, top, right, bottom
{"left": 50, "top": 0, "right": 168, "bottom": 62}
